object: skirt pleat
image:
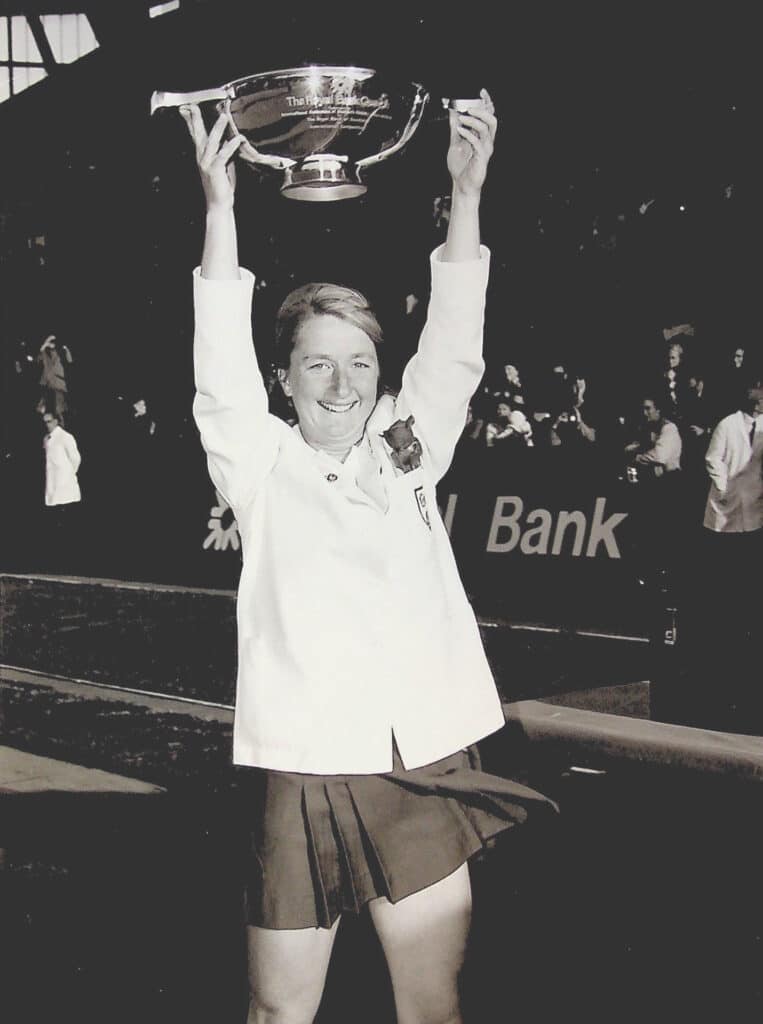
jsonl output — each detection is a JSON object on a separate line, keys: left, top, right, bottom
{"left": 244, "top": 743, "right": 558, "bottom": 930}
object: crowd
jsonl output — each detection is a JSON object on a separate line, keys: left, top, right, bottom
{"left": 462, "top": 334, "right": 759, "bottom": 471}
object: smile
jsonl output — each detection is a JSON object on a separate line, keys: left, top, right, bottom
{"left": 317, "top": 400, "right": 359, "bottom": 414}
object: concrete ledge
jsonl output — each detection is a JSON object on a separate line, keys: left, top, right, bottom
{"left": 505, "top": 700, "right": 763, "bottom": 783}
{"left": 0, "top": 746, "right": 165, "bottom": 795}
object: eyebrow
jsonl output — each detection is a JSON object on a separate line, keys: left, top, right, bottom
{"left": 300, "top": 352, "right": 374, "bottom": 362}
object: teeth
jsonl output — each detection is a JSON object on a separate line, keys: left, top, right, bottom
{"left": 318, "top": 401, "right": 357, "bottom": 413}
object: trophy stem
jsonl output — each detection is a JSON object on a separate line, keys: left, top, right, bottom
{"left": 282, "top": 155, "right": 366, "bottom": 202}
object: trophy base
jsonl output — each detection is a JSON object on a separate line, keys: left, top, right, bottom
{"left": 281, "top": 156, "right": 367, "bottom": 202}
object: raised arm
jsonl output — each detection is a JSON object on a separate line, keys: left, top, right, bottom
{"left": 441, "top": 88, "right": 496, "bottom": 263}
{"left": 180, "top": 105, "right": 279, "bottom": 511}
{"left": 180, "top": 105, "right": 243, "bottom": 280}
{"left": 398, "top": 91, "right": 497, "bottom": 480}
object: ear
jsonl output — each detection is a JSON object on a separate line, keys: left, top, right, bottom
{"left": 277, "top": 367, "right": 292, "bottom": 398}
{"left": 405, "top": 415, "right": 414, "bottom": 427}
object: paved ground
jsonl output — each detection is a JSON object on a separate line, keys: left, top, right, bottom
{"left": 2, "top": 574, "right": 762, "bottom": 1023}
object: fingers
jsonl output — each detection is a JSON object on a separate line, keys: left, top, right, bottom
{"left": 203, "top": 110, "right": 229, "bottom": 163}
{"left": 179, "top": 104, "right": 243, "bottom": 181}
{"left": 179, "top": 103, "right": 207, "bottom": 154}
{"left": 452, "top": 112, "right": 495, "bottom": 167}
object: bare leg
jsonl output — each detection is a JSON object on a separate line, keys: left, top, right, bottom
{"left": 246, "top": 917, "right": 340, "bottom": 1024}
{"left": 368, "top": 862, "right": 472, "bottom": 1024}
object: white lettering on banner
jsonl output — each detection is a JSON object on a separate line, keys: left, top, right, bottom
{"left": 552, "top": 510, "right": 586, "bottom": 556}
{"left": 486, "top": 497, "right": 523, "bottom": 552}
{"left": 585, "top": 497, "right": 628, "bottom": 558}
{"left": 520, "top": 508, "right": 552, "bottom": 554}
{"left": 485, "top": 496, "right": 628, "bottom": 558}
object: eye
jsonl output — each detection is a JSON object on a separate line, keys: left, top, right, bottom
{"left": 352, "top": 360, "right": 372, "bottom": 369}
{"left": 308, "top": 361, "right": 331, "bottom": 371}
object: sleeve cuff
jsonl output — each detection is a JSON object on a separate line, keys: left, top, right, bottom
{"left": 192, "top": 266, "right": 256, "bottom": 291}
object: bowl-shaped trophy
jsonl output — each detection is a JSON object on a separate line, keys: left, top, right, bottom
{"left": 151, "top": 66, "right": 429, "bottom": 201}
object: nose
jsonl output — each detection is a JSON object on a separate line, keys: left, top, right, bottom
{"left": 331, "top": 366, "right": 351, "bottom": 398}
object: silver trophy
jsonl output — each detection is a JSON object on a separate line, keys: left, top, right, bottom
{"left": 151, "top": 65, "right": 430, "bottom": 200}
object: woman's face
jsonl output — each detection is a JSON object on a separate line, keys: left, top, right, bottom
{"left": 280, "top": 314, "right": 380, "bottom": 452}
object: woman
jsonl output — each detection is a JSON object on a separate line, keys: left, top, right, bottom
{"left": 181, "top": 92, "right": 555, "bottom": 1024}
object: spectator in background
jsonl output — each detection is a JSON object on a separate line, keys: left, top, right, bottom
{"left": 37, "top": 334, "right": 73, "bottom": 422}
{"left": 703, "top": 383, "right": 763, "bottom": 543}
{"left": 42, "top": 410, "right": 82, "bottom": 570}
{"left": 659, "top": 341, "right": 691, "bottom": 425}
{"left": 550, "top": 373, "right": 598, "bottom": 448}
{"left": 42, "top": 411, "right": 81, "bottom": 506}
{"left": 483, "top": 363, "right": 526, "bottom": 409}
{"left": 485, "top": 399, "right": 534, "bottom": 448}
{"left": 529, "top": 362, "right": 570, "bottom": 445}
{"left": 624, "top": 393, "right": 682, "bottom": 478}
{"left": 715, "top": 344, "right": 754, "bottom": 419}
{"left": 696, "top": 382, "right": 763, "bottom": 723}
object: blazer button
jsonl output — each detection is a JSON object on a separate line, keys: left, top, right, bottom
{"left": 326, "top": 473, "right": 338, "bottom": 482}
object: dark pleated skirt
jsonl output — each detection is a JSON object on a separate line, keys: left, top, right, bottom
{"left": 243, "top": 742, "right": 558, "bottom": 930}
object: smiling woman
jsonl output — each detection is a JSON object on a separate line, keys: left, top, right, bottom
{"left": 179, "top": 92, "right": 556, "bottom": 1024}
{"left": 277, "top": 308, "right": 381, "bottom": 457}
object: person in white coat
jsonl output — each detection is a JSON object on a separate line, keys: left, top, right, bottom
{"left": 41, "top": 410, "right": 82, "bottom": 572}
{"left": 703, "top": 384, "right": 763, "bottom": 535}
{"left": 42, "top": 411, "right": 81, "bottom": 507}
{"left": 702, "top": 383, "right": 763, "bottom": 651}
{"left": 180, "top": 92, "right": 556, "bottom": 1024}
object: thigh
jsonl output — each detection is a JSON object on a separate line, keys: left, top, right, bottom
{"left": 246, "top": 919, "right": 340, "bottom": 1023}
{"left": 368, "top": 863, "right": 472, "bottom": 1024}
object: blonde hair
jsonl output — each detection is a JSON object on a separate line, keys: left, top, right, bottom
{"left": 274, "top": 283, "right": 383, "bottom": 369}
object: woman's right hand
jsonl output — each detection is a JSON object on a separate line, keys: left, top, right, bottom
{"left": 179, "top": 104, "right": 243, "bottom": 212}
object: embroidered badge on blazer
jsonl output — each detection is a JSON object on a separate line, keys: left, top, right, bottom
{"left": 381, "top": 415, "right": 422, "bottom": 473}
{"left": 414, "top": 485, "right": 431, "bottom": 529}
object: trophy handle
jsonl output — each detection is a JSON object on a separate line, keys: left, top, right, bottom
{"left": 237, "top": 137, "right": 296, "bottom": 172}
{"left": 150, "top": 87, "right": 232, "bottom": 115}
{"left": 355, "top": 88, "right": 429, "bottom": 172}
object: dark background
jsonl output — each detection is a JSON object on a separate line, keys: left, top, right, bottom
{"left": 0, "top": 1, "right": 760, "bottom": 616}
{"left": 1, "top": 1, "right": 759, "bottom": 401}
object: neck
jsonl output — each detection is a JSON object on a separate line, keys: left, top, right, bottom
{"left": 303, "top": 432, "right": 363, "bottom": 462}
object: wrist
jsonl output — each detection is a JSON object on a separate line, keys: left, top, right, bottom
{"left": 450, "top": 186, "right": 481, "bottom": 212}
{"left": 205, "top": 201, "right": 235, "bottom": 221}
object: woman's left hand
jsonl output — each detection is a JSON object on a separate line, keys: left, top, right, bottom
{"left": 447, "top": 89, "right": 497, "bottom": 198}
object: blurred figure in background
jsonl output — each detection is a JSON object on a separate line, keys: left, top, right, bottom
{"left": 485, "top": 399, "right": 534, "bottom": 448}
{"left": 624, "top": 393, "right": 682, "bottom": 478}
{"left": 37, "top": 334, "right": 73, "bottom": 423}
{"left": 42, "top": 410, "right": 82, "bottom": 571}
{"left": 690, "top": 382, "right": 763, "bottom": 728}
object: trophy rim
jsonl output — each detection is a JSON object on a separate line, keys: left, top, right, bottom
{"left": 224, "top": 64, "right": 427, "bottom": 95}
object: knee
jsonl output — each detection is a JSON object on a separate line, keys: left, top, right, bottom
{"left": 393, "top": 977, "right": 462, "bottom": 1024}
{"left": 247, "top": 989, "right": 323, "bottom": 1024}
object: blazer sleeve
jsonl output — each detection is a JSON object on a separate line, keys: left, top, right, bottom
{"left": 397, "top": 245, "right": 491, "bottom": 482}
{"left": 192, "top": 267, "right": 280, "bottom": 511}
{"left": 704, "top": 420, "right": 729, "bottom": 493}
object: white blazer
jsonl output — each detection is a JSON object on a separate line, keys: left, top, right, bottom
{"left": 193, "top": 247, "right": 505, "bottom": 775}
{"left": 44, "top": 426, "right": 81, "bottom": 506}
{"left": 703, "top": 411, "right": 763, "bottom": 532}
